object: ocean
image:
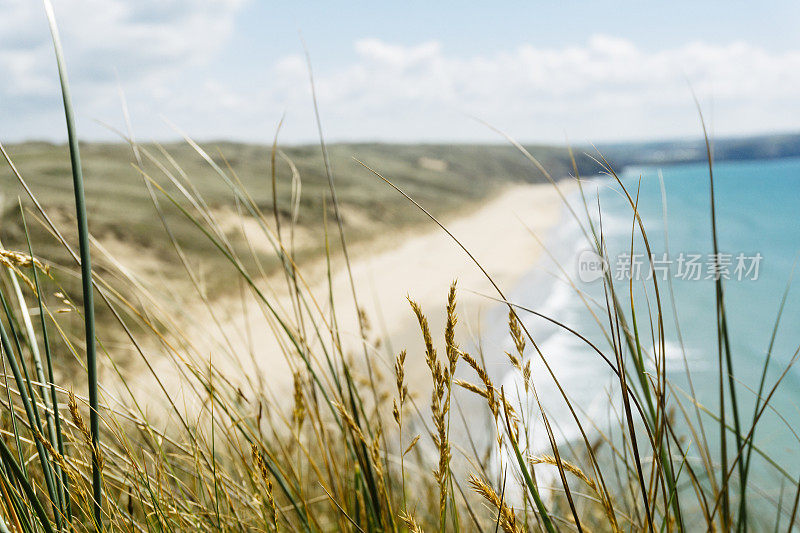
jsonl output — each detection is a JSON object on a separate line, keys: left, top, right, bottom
{"left": 483, "top": 156, "right": 800, "bottom": 490}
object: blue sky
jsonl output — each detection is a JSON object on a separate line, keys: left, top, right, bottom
{"left": 241, "top": 2, "right": 800, "bottom": 58}
{"left": 3, "top": 1, "right": 800, "bottom": 144}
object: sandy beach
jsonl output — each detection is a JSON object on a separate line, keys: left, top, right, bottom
{"left": 131, "top": 178, "right": 576, "bottom": 408}
{"left": 336, "top": 179, "right": 577, "bottom": 394}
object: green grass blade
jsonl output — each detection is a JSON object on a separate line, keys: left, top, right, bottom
{"left": 42, "top": 0, "right": 102, "bottom": 527}
{"left": 20, "top": 206, "right": 72, "bottom": 524}
{"left": 0, "top": 438, "right": 54, "bottom": 533}
{"left": 0, "top": 289, "right": 61, "bottom": 519}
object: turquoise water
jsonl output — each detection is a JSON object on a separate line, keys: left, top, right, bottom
{"left": 487, "top": 156, "right": 800, "bottom": 488}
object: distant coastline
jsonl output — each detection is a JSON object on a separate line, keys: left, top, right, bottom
{"left": 9, "top": 129, "right": 800, "bottom": 181}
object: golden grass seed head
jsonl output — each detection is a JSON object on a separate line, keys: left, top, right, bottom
{"left": 68, "top": 389, "right": 103, "bottom": 470}
{"left": 291, "top": 372, "right": 306, "bottom": 429}
{"left": 0, "top": 249, "right": 49, "bottom": 274}
{"left": 508, "top": 310, "right": 525, "bottom": 357}
{"left": 392, "top": 400, "right": 400, "bottom": 425}
{"left": 468, "top": 473, "right": 521, "bottom": 533}
{"left": 395, "top": 349, "right": 407, "bottom": 401}
{"left": 523, "top": 360, "right": 531, "bottom": 393}
{"left": 409, "top": 297, "right": 436, "bottom": 373}
{"left": 445, "top": 280, "right": 459, "bottom": 375}
{"left": 529, "top": 454, "right": 597, "bottom": 493}
{"left": 399, "top": 510, "right": 422, "bottom": 532}
{"left": 251, "top": 444, "right": 278, "bottom": 530}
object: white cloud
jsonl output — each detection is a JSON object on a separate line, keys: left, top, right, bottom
{"left": 3, "top": 12, "right": 800, "bottom": 144}
{"left": 304, "top": 35, "right": 800, "bottom": 111}
{"left": 254, "top": 35, "right": 800, "bottom": 143}
{"left": 0, "top": 0, "right": 247, "bottom": 138}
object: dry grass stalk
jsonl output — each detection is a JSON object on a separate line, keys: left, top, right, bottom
{"left": 454, "top": 379, "right": 520, "bottom": 435}
{"left": 394, "top": 347, "right": 414, "bottom": 515}
{"left": 33, "top": 427, "right": 100, "bottom": 523}
{"left": 460, "top": 352, "right": 497, "bottom": 415}
{"left": 399, "top": 509, "right": 423, "bottom": 532}
{"left": 508, "top": 311, "right": 534, "bottom": 393}
{"left": 251, "top": 444, "right": 278, "bottom": 531}
{"left": 68, "top": 389, "right": 103, "bottom": 471}
{"left": 522, "top": 360, "right": 532, "bottom": 393}
{"left": 530, "top": 454, "right": 621, "bottom": 532}
{"left": 403, "top": 435, "right": 421, "bottom": 456}
{"left": 468, "top": 473, "right": 522, "bottom": 533}
{"left": 370, "top": 426, "right": 384, "bottom": 475}
{"left": 0, "top": 248, "right": 51, "bottom": 291}
{"left": 506, "top": 310, "right": 525, "bottom": 371}
{"left": 409, "top": 298, "right": 440, "bottom": 386}
{"left": 444, "top": 281, "right": 460, "bottom": 378}
{"left": 410, "top": 294, "right": 454, "bottom": 523}
{"left": 508, "top": 311, "right": 525, "bottom": 359}
{"left": 0, "top": 249, "right": 49, "bottom": 275}
{"left": 333, "top": 402, "right": 367, "bottom": 445}
{"left": 33, "top": 429, "right": 81, "bottom": 491}
{"left": 291, "top": 371, "right": 306, "bottom": 429}
{"left": 393, "top": 350, "right": 408, "bottom": 426}
{"left": 369, "top": 424, "right": 393, "bottom": 524}
{"left": 530, "top": 454, "right": 597, "bottom": 493}
{"left": 453, "top": 379, "right": 488, "bottom": 398}
{"left": 459, "top": 353, "right": 520, "bottom": 425}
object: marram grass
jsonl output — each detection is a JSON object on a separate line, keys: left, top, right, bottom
{"left": 0, "top": 7, "right": 797, "bottom": 533}
{"left": 43, "top": 1, "right": 101, "bottom": 529}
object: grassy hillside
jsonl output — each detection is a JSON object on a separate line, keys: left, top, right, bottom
{"left": 0, "top": 141, "right": 592, "bottom": 289}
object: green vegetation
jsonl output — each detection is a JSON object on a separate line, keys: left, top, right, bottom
{"left": 0, "top": 9, "right": 798, "bottom": 533}
{"left": 0, "top": 142, "right": 585, "bottom": 280}
{"left": 1, "top": 120, "right": 798, "bottom": 529}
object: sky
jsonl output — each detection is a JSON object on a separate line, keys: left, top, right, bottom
{"left": 3, "top": 1, "right": 800, "bottom": 145}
